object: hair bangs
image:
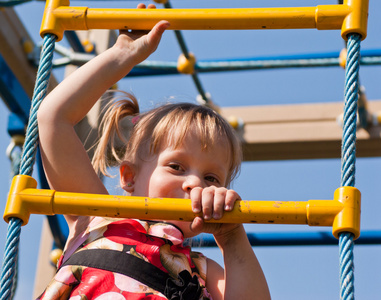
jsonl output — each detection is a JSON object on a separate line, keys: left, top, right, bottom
{"left": 124, "top": 102, "right": 242, "bottom": 186}
{"left": 150, "top": 107, "right": 226, "bottom": 153}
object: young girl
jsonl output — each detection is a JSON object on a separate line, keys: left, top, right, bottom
{"left": 36, "top": 4, "right": 270, "bottom": 299}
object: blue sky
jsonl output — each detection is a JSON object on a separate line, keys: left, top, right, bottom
{"left": 1, "top": 0, "right": 381, "bottom": 299}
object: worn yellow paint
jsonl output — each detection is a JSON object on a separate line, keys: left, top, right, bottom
{"left": 39, "top": 0, "right": 368, "bottom": 41}
{"left": 4, "top": 175, "right": 361, "bottom": 239}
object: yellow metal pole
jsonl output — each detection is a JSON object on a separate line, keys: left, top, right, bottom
{"left": 85, "top": 7, "right": 318, "bottom": 30}
{"left": 4, "top": 175, "right": 361, "bottom": 239}
{"left": 39, "top": 0, "right": 364, "bottom": 41}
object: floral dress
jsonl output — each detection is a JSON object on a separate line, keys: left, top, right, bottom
{"left": 38, "top": 218, "right": 212, "bottom": 300}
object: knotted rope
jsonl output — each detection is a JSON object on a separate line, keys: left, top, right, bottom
{"left": 0, "top": 33, "right": 56, "bottom": 300}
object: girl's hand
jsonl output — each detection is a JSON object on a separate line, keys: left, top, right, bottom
{"left": 189, "top": 186, "right": 242, "bottom": 238}
{"left": 114, "top": 3, "right": 170, "bottom": 65}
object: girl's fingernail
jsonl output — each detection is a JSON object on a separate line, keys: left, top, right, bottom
{"left": 193, "top": 207, "right": 201, "bottom": 213}
{"left": 213, "top": 213, "right": 220, "bottom": 219}
{"left": 225, "top": 205, "right": 231, "bottom": 210}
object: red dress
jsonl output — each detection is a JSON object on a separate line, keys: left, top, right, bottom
{"left": 38, "top": 218, "right": 212, "bottom": 299}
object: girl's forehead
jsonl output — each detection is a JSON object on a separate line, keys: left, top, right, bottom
{"left": 166, "top": 126, "right": 229, "bottom": 150}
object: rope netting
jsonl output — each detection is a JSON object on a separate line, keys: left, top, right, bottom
{"left": 0, "top": 14, "right": 363, "bottom": 300}
{"left": 0, "top": 33, "right": 56, "bottom": 300}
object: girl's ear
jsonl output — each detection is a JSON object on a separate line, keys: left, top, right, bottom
{"left": 120, "top": 161, "right": 136, "bottom": 193}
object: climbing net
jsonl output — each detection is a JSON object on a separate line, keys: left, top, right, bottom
{"left": 0, "top": 1, "right": 367, "bottom": 299}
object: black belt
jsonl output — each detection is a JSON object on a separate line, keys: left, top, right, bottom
{"left": 61, "top": 248, "right": 202, "bottom": 300}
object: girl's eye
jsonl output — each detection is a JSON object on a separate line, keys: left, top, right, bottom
{"left": 205, "top": 176, "right": 219, "bottom": 184}
{"left": 169, "top": 164, "right": 182, "bottom": 171}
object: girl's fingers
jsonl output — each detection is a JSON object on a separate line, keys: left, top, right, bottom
{"left": 189, "top": 216, "right": 204, "bottom": 235}
{"left": 225, "top": 190, "right": 241, "bottom": 211}
{"left": 191, "top": 187, "right": 241, "bottom": 222}
{"left": 212, "top": 188, "right": 227, "bottom": 219}
{"left": 131, "top": 4, "right": 168, "bottom": 46}
{"left": 148, "top": 20, "right": 170, "bottom": 42}
{"left": 190, "top": 217, "right": 222, "bottom": 235}
{"left": 191, "top": 187, "right": 203, "bottom": 214}
{"left": 201, "top": 188, "right": 214, "bottom": 220}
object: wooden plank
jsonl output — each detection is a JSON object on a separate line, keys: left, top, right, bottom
{"left": 0, "top": 7, "right": 57, "bottom": 99}
{"left": 32, "top": 219, "right": 55, "bottom": 299}
{"left": 220, "top": 100, "right": 381, "bottom": 161}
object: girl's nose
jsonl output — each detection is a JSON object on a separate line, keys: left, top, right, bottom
{"left": 182, "top": 174, "right": 203, "bottom": 192}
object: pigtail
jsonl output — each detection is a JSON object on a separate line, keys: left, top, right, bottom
{"left": 92, "top": 91, "right": 139, "bottom": 177}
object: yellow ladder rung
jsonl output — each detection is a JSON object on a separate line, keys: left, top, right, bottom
{"left": 4, "top": 175, "right": 361, "bottom": 240}
{"left": 40, "top": 0, "right": 368, "bottom": 41}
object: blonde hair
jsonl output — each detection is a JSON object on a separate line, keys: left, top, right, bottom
{"left": 92, "top": 91, "right": 242, "bottom": 187}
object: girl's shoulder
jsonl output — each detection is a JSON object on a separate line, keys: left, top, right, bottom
{"left": 61, "top": 216, "right": 115, "bottom": 263}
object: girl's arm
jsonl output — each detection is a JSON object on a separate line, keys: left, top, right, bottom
{"left": 189, "top": 187, "right": 270, "bottom": 299}
{"left": 38, "top": 5, "right": 168, "bottom": 231}
{"left": 38, "top": 15, "right": 169, "bottom": 196}
{"left": 206, "top": 225, "right": 271, "bottom": 300}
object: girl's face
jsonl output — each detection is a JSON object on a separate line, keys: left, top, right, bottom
{"left": 120, "top": 128, "right": 231, "bottom": 234}
{"left": 133, "top": 130, "right": 229, "bottom": 198}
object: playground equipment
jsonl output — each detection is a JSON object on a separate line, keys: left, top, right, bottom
{"left": 0, "top": 0, "right": 378, "bottom": 299}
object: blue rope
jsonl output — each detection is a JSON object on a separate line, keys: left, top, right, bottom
{"left": 4, "top": 145, "right": 22, "bottom": 300}
{"left": 339, "top": 232, "right": 355, "bottom": 299}
{"left": 0, "top": 33, "right": 56, "bottom": 300}
{"left": 0, "top": 218, "right": 21, "bottom": 300}
{"left": 20, "top": 34, "right": 56, "bottom": 176}
{"left": 8, "top": 146, "right": 21, "bottom": 185}
{"left": 339, "top": 33, "right": 361, "bottom": 300}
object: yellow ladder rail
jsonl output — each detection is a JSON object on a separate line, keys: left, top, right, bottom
{"left": 4, "top": 175, "right": 361, "bottom": 240}
{"left": 40, "top": 0, "right": 369, "bottom": 41}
